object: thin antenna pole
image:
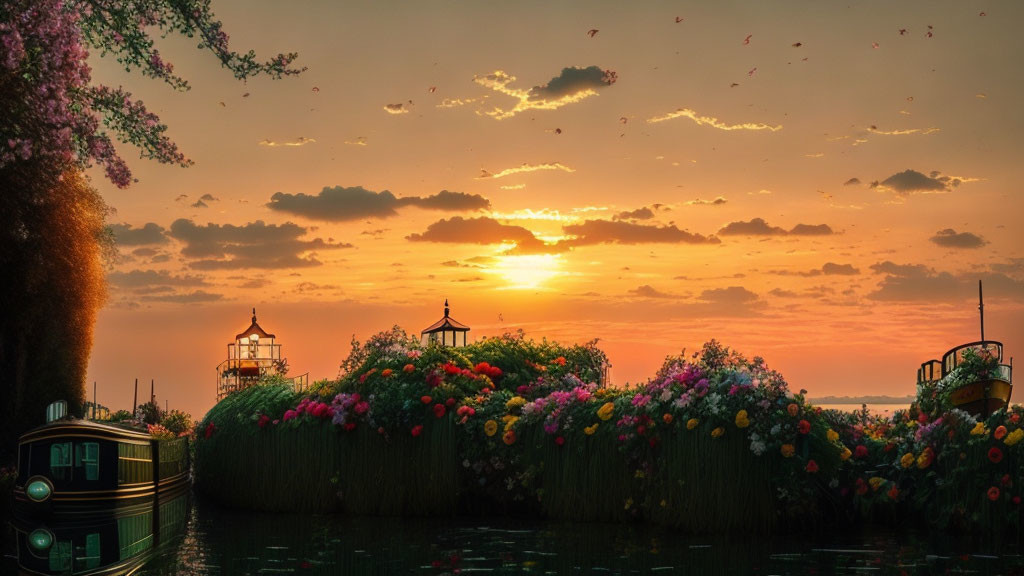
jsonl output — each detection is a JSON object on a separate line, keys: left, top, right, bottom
{"left": 133, "top": 378, "right": 138, "bottom": 414}
{"left": 979, "top": 280, "right": 985, "bottom": 342}
{"left": 150, "top": 379, "right": 155, "bottom": 404}
{"left": 93, "top": 381, "right": 96, "bottom": 420}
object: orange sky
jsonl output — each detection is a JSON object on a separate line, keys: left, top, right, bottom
{"left": 84, "top": 1, "right": 1024, "bottom": 419}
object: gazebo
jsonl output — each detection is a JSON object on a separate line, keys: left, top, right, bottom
{"left": 421, "top": 299, "right": 470, "bottom": 348}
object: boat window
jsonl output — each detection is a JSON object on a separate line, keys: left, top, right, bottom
{"left": 74, "top": 533, "right": 101, "bottom": 572}
{"left": 50, "top": 442, "right": 72, "bottom": 481}
{"left": 75, "top": 442, "right": 100, "bottom": 481}
{"left": 48, "top": 540, "right": 72, "bottom": 572}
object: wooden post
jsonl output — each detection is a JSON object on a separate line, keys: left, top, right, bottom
{"left": 133, "top": 378, "right": 138, "bottom": 414}
{"left": 150, "top": 379, "right": 155, "bottom": 405}
{"left": 92, "top": 381, "right": 96, "bottom": 420}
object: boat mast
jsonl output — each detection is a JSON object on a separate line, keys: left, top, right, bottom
{"left": 978, "top": 280, "right": 985, "bottom": 342}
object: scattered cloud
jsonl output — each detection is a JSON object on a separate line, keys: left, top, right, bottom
{"left": 718, "top": 218, "right": 834, "bottom": 236}
{"left": 383, "top": 103, "right": 410, "bottom": 115}
{"left": 630, "top": 285, "right": 676, "bottom": 299}
{"left": 267, "top": 186, "right": 490, "bottom": 221}
{"left": 109, "top": 223, "right": 168, "bottom": 246}
{"left": 867, "top": 126, "right": 940, "bottom": 136}
{"left": 345, "top": 137, "right": 368, "bottom": 146}
{"left": 768, "top": 263, "right": 860, "bottom": 277}
{"left": 698, "top": 286, "right": 759, "bottom": 305}
{"left": 141, "top": 290, "right": 224, "bottom": 303}
{"left": 686, "top": 196, "right": 727, "bottom": 206}
{"left": 559, "top": 219, "right": 719, "bottom": 247}
{"left": 108, "top": 269, "right": 208, "bottom": 289}
{"left": 436, "top": 97, "right": 480, "bottom": 109}
{"left": 406, "top": 216, "right": 547, "bottom": 252}
{"left": 843, "top": 177, "right": 861, "bottom": 186}
{"left": 646, "top": 108, "right": 782, "bottom": 131}
{"left": 870, "top": 169, "right": 979, "bottom": 195}
{"left": 929, "top": 228, "right": 988, "bottom": 249}
{"left": 500, "top": 184, "right": 526, "bottom": 190}
{"left": 168, "top": 219, "right": 352, "bottom": 270}
{"left": 258, "top": 137, "right": 316, "bottom": 147}
{"left": 868, "top": 261, "right": 1024, "bottom": 301}
{"left": 613, "top": 207, "right": 655, "bottom": 221}
{"left": 474, "top": 66, "right": 616, "bottom": 119}
{"left": 477, "top": 162, "right": 575, "bottom": 179}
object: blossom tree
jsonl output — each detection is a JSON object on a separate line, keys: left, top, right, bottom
{"left": 0, "top": 0, "right": 303, "bottom": 454}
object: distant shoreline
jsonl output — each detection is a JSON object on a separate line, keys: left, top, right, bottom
{"left": 807, "top": 396, "right": 915, "bottom": 405}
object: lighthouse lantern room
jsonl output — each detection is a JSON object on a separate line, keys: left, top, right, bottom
{"left": 421, "top": 299, "right": 470, "bottom": 348}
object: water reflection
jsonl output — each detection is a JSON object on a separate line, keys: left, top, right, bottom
{"left": 5, "top": 496, "right": 1024, "bottom": 575}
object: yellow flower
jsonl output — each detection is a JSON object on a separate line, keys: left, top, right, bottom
{"left": 868, "top": 477, "right": 885, "bottom": 491}
{"left": 584, "top": 423, "right": 599, "bottom": 435}
{"left": 597, "top": 402, "right": 615, "bottom": 421}
{"left": 916, "top": 447, "right": 933, "bottom": 469}
{"left": 686, "top": 418, "right": 699, "bottom": 430}
{"left": 827, "top": 429, "right": 839, "bottom": 442}
{"left": 1004, "top": 428, "right": 1024, "bottom": 447}
{"left": 634, "top": 469, "right": 645, "bottom": 479}
{"left": 660, "top": 499, "right": 667, "bottom": 508}
{"left": 900, "top": 452, "right": 914, "bottom": 469}
{"left": 734, "top": 410, "right": 750, "bottom": 429}
{"left": 505, "top": 396, "right": 527, "bottom": 412}
{"left": 624, "top": 497, "right": 633, "bottom": 510}
{"left": 711, "top": 427, "right": 725, "bottom": 438}
{"left": 970, "top": 422, "right": 988, "bottom": 436}
{"left": 780, "top": 444, "right": 796, "bottom": 458}
{"left": 503, "top": 416, "right": 519, "bottom": 432}
{"left": 484, "top": 420, "right": 498, "bottom": 437}
{"left": 840, "top": 447, "right": 852, "bottom": 461}
{"left": 502, "top": 429, "right": 516, "bottom": 445}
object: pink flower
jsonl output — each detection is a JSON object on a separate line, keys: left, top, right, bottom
{"left": 354, "top": 401, "right": 369, "bottom": 415}
{"left": 283, "top": 410, "right": 297, "bottom": 422}
{"left": 411, "top": 425, "right": 423, "bottom": 437}
{"left": 555, "top": 436, "right": 565, "bottom": 446}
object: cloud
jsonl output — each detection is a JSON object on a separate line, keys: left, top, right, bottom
{"left": 717, "top": 218, "right": 834, "bottom": 236}
{"left": 191, "top": 199, "right": 208, "bottom": 208}
{"left": 843, "top": 177, "right": 861, "bottom": 186}
{"left": 686, "top": 197, "right": 728, "bottom": 206}
{"left": 868, "top": 261, "right": 1024, "bottom": 301}
{"left": 500, "top": 184, "right": 526, "bottom": 190}
{"left": 141, "top": 290, "right": 224, "bottom": 303}
{"left": 258, "top": 137, "right": 316, "bottom": 147}
{"left": 613, "top": 207, "right": 655, "bottom": 221}
{"left": 200, "top": 193, "right": 217, "bottom": 202}
{"left": 867, "top": 126, "right": 940, "bottom": 136}
{"left": 168, "top": 219, "right": 352, "bottom": 270}
{"left": 559, "top": 219, "right": 719, "bottom": 248}
{"left": 109, "top": 223, "right": 168, "bottom": 246}
{"left": 646, "top": 108, "right": 782, "bottom": 131}
{"left": 345, "top": 137, "right": 368, "bottom": 146}
{"left": 477, "top": 163, "right": 575, "bottom": 179}
{"left": 267, "top": 186, "right": 490, "bottom": 221}
{"left": 406, "top": 216, "right": 547, "bottom": 252}
{"left": 108, "top": 269, "right": 208, "bottom": 289}
{"left": 698, "top": 286, "right": 759, "bottom": 305}
{"left": 929, "top": 229, "right": 988, "bottom": 249}
{"left": 383, "top": 103, "right": 410, "bottom": 115}
{"left": 821, "top": 262, "right": 860, "bottom": 275}
{"left": 630, "top": 285, "right": 676, "bottom": 299}
{"left": 473, "top": 66, "right": 616, "bottom": 119}
{"left": 870, "top": 169, "right": 979, "bottom": 195}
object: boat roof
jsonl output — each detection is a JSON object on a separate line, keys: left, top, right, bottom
{"left": 19, "top": 418, "right": 154, "bottom": 444}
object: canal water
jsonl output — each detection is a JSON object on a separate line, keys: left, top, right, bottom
{"left": 4, "top": 495, "right": 1023, "bottom": 575}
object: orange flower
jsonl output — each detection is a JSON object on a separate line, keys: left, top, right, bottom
{"left": 553, "top": 356, "right": 567, "bottom": 366}
{"left": 381, "top": 368, "right": 393, "bottom": 377}
{"left": 887, "top": 485, "right": 900, "bottom": 500}
{"left": 403, "top": 363, "right": 415, "bottom": 373}
{"left": 503, "top": 429, "right": 516, "bottom": 445}
{"left": 994, "top": 425, "right": 1008, "bottom": 440}
{"left": 662, "top": 413, "right": 673, "bottom": 424}
{"left": 787, "top": 403, "right": 799, "bottom": 417}
{"left": 780, "top": 444, "right": 795, "bottom": 458}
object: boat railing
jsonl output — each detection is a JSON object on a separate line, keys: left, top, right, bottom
{"left": 941, "top": 340, "right": 1003, "bottom": 377}
{"left": 994, "top": 363, "right": 1012, "bottom": 384}
{"left": 917, "top": 359, "right": 943, "bottom": 384}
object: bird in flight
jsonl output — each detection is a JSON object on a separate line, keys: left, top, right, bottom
{"left": 743, "top": 34, "right": 752, "bottom": 45}
{"left": 428, "top": 86, "right": 437, "bottom": 93}
{"left": 926, "top": 25, "right": 933, "bottom": 38}
{"left": 619, "top": 116, "right": 628, "bottom": 124}
{"left": 312, "top": 86, "right": 320, "bottom": 93}
{"left": 747, "top": 67, "right": 757, "bottom": 77}
{"left": 554, "top": 128, "right": 562, "bottom": 134}
{"left": 218, "top": 101, "right": 226, "bottom": 107}
{"left": 242, "top": 92, "right": 250, "bottom": 98}
{"left": 898, "top": 28, "right": 907, "bottom": 35}
{"left": 587, "top": 29, "right": 599, "bottom": 37}
{"left": 675, "top": 16, "right": 684, "bottom": 23}
{"left": 792, "top": 42, "right": 802, "bottom": 47}
{"left": 730, "top": 82, "right": 740, "bottom": 88}
{"left": 872, "top": 42, "right": 880, "bottom": 49}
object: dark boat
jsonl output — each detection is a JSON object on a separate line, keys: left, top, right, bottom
{"left": 916, "top": 282, "right": 1014, "bottom": 418}
{"left": 11, "top": 484, "right": 190, "bottom": 575}
{"left": 13, "top": 402, "right": 190, "bottom": 516}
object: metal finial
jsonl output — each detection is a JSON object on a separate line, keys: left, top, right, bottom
{"left": 252, "top": 307, "right": 257, "bottom": 322}
{"left": 444, "top": 299, "right": 450, "bottom": 317}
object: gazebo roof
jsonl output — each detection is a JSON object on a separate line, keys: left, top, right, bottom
{"left": 422, "top": 299, "right": 470, "bottom": 334}
{"left": 235, "top": 308, "right": 276, "bottom": 340}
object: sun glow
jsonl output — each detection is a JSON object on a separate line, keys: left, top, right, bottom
{"left": 490, "top": 254, "right": 563, "bottom": 290}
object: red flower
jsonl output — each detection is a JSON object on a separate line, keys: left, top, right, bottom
{"left": 488, "top": 366, "right": 503, "bottom": 379}
{"left": 555, "top": 436, "right": 565, "bottom": 446}
{"left": 473, "top": 362, "right": 491, "bottom": 374}
{"left": 433, "top": 403, "right": 446, "bottom": 419}
{"left": 1011, "top": 413, "right": 1021, "bottom": 424}
{"left": 917, "top": 412, "right": 929, "bottom": 425}
{"left": 636, "top": 425, "right": 646, "bottom": 436}
{"left": 1014, "top": 496, "right": 1022, "bottom": 505}
{"left": 403, "top": 363, "right": 415, "bottom": 373}
{"left": 798, "top": 420, "right": 811, "bottom": 435}
{"left": 1001, "top": 474, "right": 1012, "bottom": 487}
{"left": 553, "top": 356, "right": 566, "bottom": 366}
{"left": 421, "top": 395, "right": 432, "bottom": 404}
{"left": 854, "top": 445, "right": 868, "bottom": 459}
{"left": 481, "top": 387, "right": 491, "bottom": 394}
{"left": 442, "top": 363, "right": 461, "bottom": 375}
{"left": 343, "top": 422, "right": 356, "bottom": 431}
{"left": 411, "top": 425, "right": 423, "bottom": 437}
{"left": 353, "top": 402, "right": 369, "bottom": 415}
{"left": 887, "top": 485, "right": 900, "bottom": 500}
{"left": 855, "top": 478, "right": 868, "bottom": 496}
{"left": 426, "top": 372, "right": 442, "bottom": 388}
{"left": 988, "top": 446, "right": 1004, "bottom": 463}
{"left": 204, "top": 421, "right": 216, "bottom": 439}
{"left": 257, "top": 414, "right": 270, "bottom": 428}
{"left": 805, "top": 460, "right": 819, "bottom": 473}
{"left": 446, "top": 397, "right": 456, "bottom": 407}
{"left": 988, "top": 486, "right": 1001, "bottom": 501}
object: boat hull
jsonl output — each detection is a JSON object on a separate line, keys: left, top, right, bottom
{"left": 948, "top": 378, "right": 1012, "bottom": 418}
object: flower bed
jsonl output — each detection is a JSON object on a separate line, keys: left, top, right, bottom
{"left": 195, "top": 330, "right": 1022, "bottom": 538}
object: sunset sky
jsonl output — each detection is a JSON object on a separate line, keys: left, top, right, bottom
{"left": 84, "top": 1, "right": 1024, "bottom": 419}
